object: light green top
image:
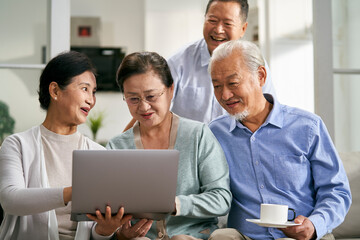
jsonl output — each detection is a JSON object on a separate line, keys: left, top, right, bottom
{"left": 107, "top": 114, "right": 231, "bottom": 239}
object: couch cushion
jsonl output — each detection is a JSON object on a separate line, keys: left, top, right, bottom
{"left": 333, "top": 152, "right": 360, "bottom": 238}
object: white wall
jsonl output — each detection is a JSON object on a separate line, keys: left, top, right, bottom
{"left": 0, "top": 0, "right": 47, "bottom": 134}
{"left": 0, "top": 0, "right": 47, "bottom": 65}
{"left": 144, "top": 0, "right": 207, "bottom": 59}
{"left": 333, "top": 0, "right": 360, "bottom": 152}
{"left": 267, "top": 0, "right": 314, "bottom": 113}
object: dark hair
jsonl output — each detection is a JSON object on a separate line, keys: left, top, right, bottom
{"left": 38, "top": 51, "right": 96, "bottom": 110}
{"left": 205, "top": 0, "right": 249, "bottom": 23}
{"left": 116, "top": 52, "right": 173, "bottom": 93}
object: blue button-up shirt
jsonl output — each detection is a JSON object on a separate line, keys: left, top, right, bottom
{"left": 168, "top": 38, "right": 276, "bottom": 124}
{"left": 209, "top": 94, "right": 351, "bottom": 239}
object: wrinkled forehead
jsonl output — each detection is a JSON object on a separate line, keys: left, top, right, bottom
{"left": 212, "top": 66, "right": 253, "bottom": 88}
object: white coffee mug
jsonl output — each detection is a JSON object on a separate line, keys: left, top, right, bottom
{"left": 260, "top": 203, "right": 296, "bottom": 224}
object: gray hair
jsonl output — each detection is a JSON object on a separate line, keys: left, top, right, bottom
{"left": 208, "top": 39, "right": 265, "bottom": 76}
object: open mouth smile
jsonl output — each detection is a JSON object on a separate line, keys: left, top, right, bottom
{"left": 225, "top": 100, "right": 240, "bottom": 108}
{"left": 211, "top": 36, "right": 227, "bottom": 42}
{"left": 81, "top": 107, "right": 90, "bottom": 115}
{"left": 141, "top": 112, "right": 154, "bottom": 119}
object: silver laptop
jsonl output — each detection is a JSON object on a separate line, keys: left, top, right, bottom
{"left": 71, "top": 149, "right": 179, "bottom": 221}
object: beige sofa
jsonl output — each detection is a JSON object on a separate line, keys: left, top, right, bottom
{"left": 218, "top": 152, "right": 360, "bottom": 239}
{"left": 332, "top": 152, "right": 360, "bottom": 239}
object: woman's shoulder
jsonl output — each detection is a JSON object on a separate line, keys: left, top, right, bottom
{"left": 110, "top": 129, "right": 134, "bottom": 141}
{"left": 16, "top": 125, "right": 41, "bottom": 136}
{"left": 0, "top": 126, "right": 41, "bottom": 156}
{"left": 3, "top": 125, "right": 41, "bottom": 144}
{"left": 107, "top": 129, "right": 135, "bottom": 149}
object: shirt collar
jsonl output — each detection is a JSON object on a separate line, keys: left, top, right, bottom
{"left": 228, "top": 94, "right": 283, "bottom": 132}
{"left": 200, "top": 38, "right": 211, "bottom": 67}
{"left": 263, "top": 94, "right": 283, "bottom": 128}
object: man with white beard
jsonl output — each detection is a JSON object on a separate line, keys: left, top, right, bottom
{"left": 207, "top": 39, "right": 351, "bottom": 240}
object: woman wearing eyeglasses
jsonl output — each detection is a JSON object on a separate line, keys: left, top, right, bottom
{"left": 107, "top": 52, "right": 231, "bottom": 240}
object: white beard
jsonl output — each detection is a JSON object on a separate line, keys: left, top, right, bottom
{"left": 232, "top": 110, "right": 249, "bottom": 122}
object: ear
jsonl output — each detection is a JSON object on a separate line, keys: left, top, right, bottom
{"left": 169, "top": 83, "right": 175, "bottom": 100}
{"left": 257, "top": 66, "right": 267, "bottom": 88}
{"left": 240, "top": 22, "right": 248, "bottom": 38}
{"left": 49, "top": 82, "right": 60, "bottom": 100}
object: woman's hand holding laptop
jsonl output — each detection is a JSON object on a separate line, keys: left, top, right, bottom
{"left": 87, "top": 205, "right": 153, "bottom": 238}
{"left": 116, "top": 218, "right": 153, "bottom": 240}
{"left": 87, "top": 206, "right": 131, "bottom": 236}
{"left": 63, "top": 187, "right": 72, "bottom": 205}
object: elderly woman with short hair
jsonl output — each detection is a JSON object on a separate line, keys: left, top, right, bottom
{"left": 108, "top": 52, "right": 232, "bottom": 240}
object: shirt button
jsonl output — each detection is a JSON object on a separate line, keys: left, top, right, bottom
{"left": 255, "top": 161, "right": 259, "bottom": 165}
{"left": 251, "top": 137, "right": 255, "bottom": 142}
{"left": 260, "top": 185, "right": 264, "bottom": 189}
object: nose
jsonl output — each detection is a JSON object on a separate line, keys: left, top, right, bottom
{"left": 137, "top": 99, "right": 151, "bottom": 111}
{"left": 86, "top": 92, "right": 96, "bottom": 108}
{"left": 214, "top": 22, "right": 225, "bottom": 34}
{"left": 221, "top": 86, "right": 234, "bottom": 101}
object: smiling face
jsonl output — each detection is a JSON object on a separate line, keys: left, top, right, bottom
{"left": 123, "top": 71, "right": 173, "bottom": 128}
{"left": 55, "top": 70, "right": 97, "bottom": 126}
{"left": 203, "top": 1, "right": 248, "bottom": 55}
{"left": 210, "top": 51, "right": 265, "bottom": 119}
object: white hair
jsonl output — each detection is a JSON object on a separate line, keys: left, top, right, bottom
{"left": 208, "top": 39, "right": 265, "bottom": 76}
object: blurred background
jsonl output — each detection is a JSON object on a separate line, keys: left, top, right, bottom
{"left": 0, "top": 0, "right": 359, "bottom": 152}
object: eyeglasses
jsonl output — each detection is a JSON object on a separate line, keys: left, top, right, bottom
{"left": 123, "top": 89, "right": 166, "bottom": 105}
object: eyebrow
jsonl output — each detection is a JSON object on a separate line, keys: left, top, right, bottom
{"left": 207, "top": 15, "right": 237, "bottom": 22}
{"left": 78, "top": 82, "right": 91, "bottom": 86}
{"left": 125, "top": 88, "right": 161, "bottom": 95}
{"left": 226, "top": 73, "right": 239, "bottom": 80}
{"left": 212, "top": 77, "right": 221, "bottom": 83}
{"left": 223, "top": 18, "right": 236, "bottom": 23}
{"left": 207, "top": 15, "right": 218, "bottom": 19}
{"left": 79, "top": 82, "right": 97, "bottom": 90}
{"left": 212, "top": 73, "right": 239, "bottom": 83}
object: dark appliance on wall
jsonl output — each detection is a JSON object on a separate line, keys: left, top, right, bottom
{"left": 70, "top": 47, "right": 126, "bottom": 91}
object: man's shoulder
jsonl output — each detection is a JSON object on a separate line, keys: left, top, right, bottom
{"left": 168, "top": 38, "right": 205, "bottom": 63}
{"left": 208, "top": 114, "right": 231, "bottom": 129}
{"left": 281, "top": 104, "right": 321, "bottom": 125}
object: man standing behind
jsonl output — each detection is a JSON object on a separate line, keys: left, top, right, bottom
{"left": 208, "top": 39, "right": 351, "bottom": 240}
{"left": 168, "top": 0, "right": 276, "bottom": 124}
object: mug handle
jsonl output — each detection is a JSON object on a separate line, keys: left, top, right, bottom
{"left": 288, "top": 208, "right": 296, "bottom": 221}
